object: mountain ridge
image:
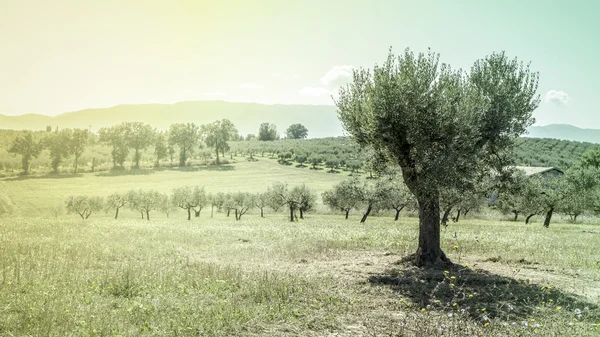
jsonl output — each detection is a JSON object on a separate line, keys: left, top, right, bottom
{"left": 1, "top": 101, "right": 598, "bottom": 143}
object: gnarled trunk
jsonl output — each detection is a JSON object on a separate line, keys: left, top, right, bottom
{"left": 543, "top": 207, "right": 553, "bottom": 228}
{"left": 525, "top": 213, "right": 535, "bottom": 224}
{"left": 345, "top": 208, "right": 350, "bottom": 219}
{"left": 114, "top": 207, "right": 119, "bottom": 220}
{"left": 512, "top": 210, "right": 519, "bottom": 221}
{"left": 289, "top": 206, "right": 295, "bottom": 222}
{"left": 260, "top": 207, "right": 264, "bottom": 217}
{"left": 146, "top": 210, "right": 150, "bottom": 221}
{"left": 187, "top": 208, "right": 191, "bottom": 220}
{"left": 360, "top": 205, "right": 372, "bottom": 223}
{"left": 415, "top": 195, "right": 449, "bottom": 266}
{"left": 299, "top": 208, "right": 304, "bottom": 219}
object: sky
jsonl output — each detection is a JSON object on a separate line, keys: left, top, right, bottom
{"left": 0, "top": 0, "right": 598, "bottom": 128}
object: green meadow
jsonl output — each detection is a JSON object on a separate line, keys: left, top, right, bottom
{"left": 1, "top": 158, "right": 599, "bottom": 336}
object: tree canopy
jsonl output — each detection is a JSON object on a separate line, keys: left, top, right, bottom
{"left": 336, "top": 48, "right": 540, "bottom": 266}
{"left": 286, "top": 123, "right": 309, "bottom": 139}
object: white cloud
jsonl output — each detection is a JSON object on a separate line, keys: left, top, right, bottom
{"left": 298, "top": 86, "right": 331, "bottom": 97}
{"left": 203, "top": 91, "right": 226, "bottom": 97}
{"left": 545, "top": 90, "right": 570, "bottom": 104}
{"left": 240, "top": 82, "right": 265, "bottom": 90}
{"left": 320, "top": 65, "right": 353, "bottom": 87}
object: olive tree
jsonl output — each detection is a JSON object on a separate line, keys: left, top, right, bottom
{"left": 322, "top": 178, "right": 363, "bottom": 219}
{"left": 336, "top": 48, "right": 540, "bottom": 265}
{"left": 106, "top": 192, "right": 128, "bottom": 219}
{"left": 66, "top": 195, "right": 104, "bottom": 219}
{"left": 171, "top": 186, "right": 208, "bottom": 220}
{"left": 202, "top": 119, "right": 238, "bottom": 164}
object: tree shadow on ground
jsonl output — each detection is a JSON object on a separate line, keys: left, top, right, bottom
{"left": 3, "top": 172, "right": 84, "bottom": 181}
{"left": 168, "top": 165, "right": 235, "bottom": 172}
{"left": 96, "top": 169, "right": 154, "bottom": 177}
{"left": 368, "top": 260, "right": 599, "bottom": 322}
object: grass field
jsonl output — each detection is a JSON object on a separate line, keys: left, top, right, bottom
{"left": 1, "top": 159, "right": 599, "bottom": 336}
{"left": 0, "top": 157, "right": 348, "bottom": 218}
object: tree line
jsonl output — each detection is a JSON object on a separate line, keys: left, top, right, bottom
{"left": 65, "top": 183, "right": 317, "bottom": 222}
{"left": 6, "top": 121, "right": 310, "bottom": 174}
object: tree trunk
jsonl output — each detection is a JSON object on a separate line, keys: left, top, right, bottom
{"left": 195, "top": 210, "right": 200, "bottom": 217}
{"left": 441, "top": 207, "right": 452, "bottom": 227}
{"left": 260, "top": 208, "right": 264, "bottom": 217}
{"left": 543, "top": 207, "right": 553, "bottom": 228}
{"left": 463, "top": 209, "right": 469, "bottom": 218}
{"left": 235, "top": 209, "right": 239, "bottom": 220}
{"left": 179, "top": 148, "right": 187, "bottom": 167}
{"left": 345, "top": 209, "right": 350, "bottom": 219}
{"left": 512, "top": 210, "right": 519, "bottom": 221}
{"left": 289, "top": 206, "right": 294, "bottom": 222}
{"left": 415, "top": 195, "right": 449, "bottom": 266}
{"left": 360, "top": 205, "right": 372, "bottom": 223}
{"left": 79, "top": 212, "right": 85, "bottom": 219}
{"left": 187, "top": 208, "right": 191, "bottom": 220}
{"left": 146, "top": 210, "right": 150, "bottom": 221}
{"left": 114, "top": 207, "right": 119, "bottom": 220}
{"left": 525, "top": 213, "right": 535, "bottom": 224}
{"left": 454, "top": 209, "right": 461, "bottom": 223}
{"left": 394, "top": 206, "right": 404, "bottom": 221}
{"left": 227, "top": 209, "right": 230, "bottom": 217}
{"left": 135, "top": 148, "right": 140, "bottom": 169}
{"left": 299, "top": 208, "right": 304, "bottom": 219}
{"left": 211, "top": 205, "right": 214, "bottom": 218}
{"left": 215, "top": 148, "right": 220, "bottom": 165}
{"left": 574, "top": 214, "right": 579, "bottom": 222}
{"left": 74, "top": 154, "right": 78, "bottom": 174}
{"left": 141, "top": 212, "right": 144, "bottom": 219}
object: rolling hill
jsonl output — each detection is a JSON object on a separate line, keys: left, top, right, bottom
{"left": 0, "top": 101, "right": 343, "bottom": 139}
{"left": 1, "top": 101, "right": 599, "bottom": 143}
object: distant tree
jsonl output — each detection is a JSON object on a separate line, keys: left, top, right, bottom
{"left": 308, "top": 154, "right": 322, "bottom": 169}
{"left": 580, "top": 148, "right": 600, "bottom": 169}
{"left": 268, "top": 182, "right": 298, "bottom": 222}
{"left": 245, "top": 134, "right": 256, "bottom": 141}
{"left": 125, "top": 122, "right": 155, "bottom": 169}
{"left": 171, "top": 186, "right": 208, "bottom": 220}
{"left": 169, "top": 123, "right": 200, "bottom": 166}
{"left": 106, "top": 192, "right": 128, "bottom": 219}
{"left": 325, "top": 156, "right": 340, "bottom": 173}
{"left": 8, "top": 131, "right": 43, "bottom": 174}
{"left": 160, "top": 194, "right": 176, "bottom": 218}
{"left": 154, "top": 131, "right": 168, "bottom": 167}
{"left": 45, "top": 129, "right": 72, "bottom": 172}
{"left": 291, "top": 184, "right": 317, "bottom": 219}
{"left": 202, "top": 119, "right": 238, "bottom": 164}
{"left": 231, "top": 192, "right": 254, "bottom": 220}
{"left": 294, "top": 153, "right": 308, "bottom": 167}
{"left": 211, "top": 192, "right": 226, "bottom": 217}
{"left": 336, "top": 49, "right": 540, "bottom": 265}
{"left": 46, "top": 125, "right": 52, "bottom": 132}
{"left": 69, "top": 128, "right": 89, "bottom": 173}
{"left": 127, "top": 189, "right": 163, "bottom": 221}
{"left": 65, "top": 195, "right": 104, "bottom": 219}
{"left": 357, "top": 179, "right": 391, "bottom": 223}
{"left": 98, "top": 124, "right": 129, "bottom": 169}
{"left": 253, "top": 192, "right": 270, "bottom": 217}
{"left": 285, "top": 124, "right": 309, "bottom": 139}
{"left": 258, "top": 123, "right": 279, "bottom": 141}
{"left": 322, "top": 178, "right": 363, "bottom": 219}
{"left": 383, "top": 179, "right": 416, "bottom": 221}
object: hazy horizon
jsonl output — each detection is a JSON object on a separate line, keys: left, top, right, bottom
{"left": 2, "top": 0, "right": 598, "bottom": 129}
